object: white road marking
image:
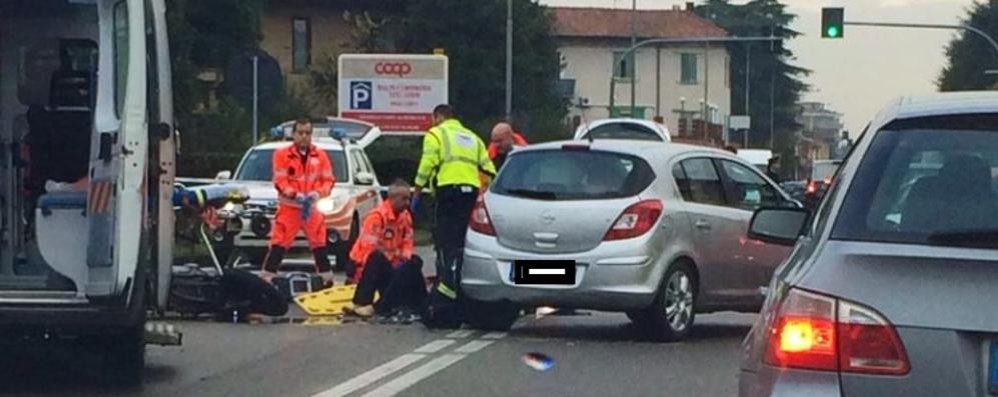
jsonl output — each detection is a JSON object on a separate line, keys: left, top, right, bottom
{"left": 413, "top": 339, "right": 456, "bottom": 354}
{"left": 360, "top": 354, "right": 467, "bottom": 397}
{"left": 445, "top": 329, "right": 475, "bottom": 339}
{"left": 454, "top": 340, "right": 494, "bottom": 354}
{"left": 528, "top": 268, "right": 565, "bottom": 275}
{"left": 481, "top": 332, "right": 507, "bottom": 339}
{"left": 312, "top": 354, "right": 425, "bottom": 397}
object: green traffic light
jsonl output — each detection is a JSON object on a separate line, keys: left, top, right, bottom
{"left": 826, "top": 26, "right": 841, "bottom": 37}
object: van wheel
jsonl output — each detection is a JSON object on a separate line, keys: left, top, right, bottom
{"left": 639, "top": 261, "right": 697, "bottom": 342}
{"left": 464, "top": 298, "right": 520, "bottom": 331}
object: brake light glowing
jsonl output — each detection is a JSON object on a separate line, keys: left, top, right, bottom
{"left": 806, "top": 180, "right": 818, "bottom": 194}
{"left": 469, "top": 195, "right": 495, "bottom": 236}
{"left": 764, "top": 288, "right": 910, "bottom": 375}
{"left": 603, "top": 199, "right": 663, "bottom": 241}
{"left": 780, "top": 317, "right": 835, "bottom": 353}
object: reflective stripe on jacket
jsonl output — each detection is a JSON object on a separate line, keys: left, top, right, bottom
{"left": 349, "top": 200, "right": 415, "bottom": 282}
{"left": 415, "top": 119, "right": 495, "bottom": 189}
{"left": 273, "top": 144, "right": 335, "bottom": 206}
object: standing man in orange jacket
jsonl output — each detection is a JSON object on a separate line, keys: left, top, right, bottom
{"left": 260, "top": 118, "right": 336, "bottom": 285}
{"left": 347, "top": 180, "right": 425, "bottom": 320}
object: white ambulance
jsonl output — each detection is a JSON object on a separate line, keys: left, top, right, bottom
{"left": 0, "top": 0, "right": 177, "bottom": 382}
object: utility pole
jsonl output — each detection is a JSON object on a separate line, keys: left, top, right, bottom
{"left": 744, "top": 45, "right": 751, "bottom": 148}
{"left": 629, "top": 0, "right": 637, "bottom": 117}
{"left": 252, "top": 55, "right": 259, "bottom": 144}
{"left": 655, "top": 46, "right": 661, "bottom": 118}
{"left": 703, "top": 40, "right": 709, "bottom": 140}
{"left": 505, "top": 0, "right": 513, "bottom": 120}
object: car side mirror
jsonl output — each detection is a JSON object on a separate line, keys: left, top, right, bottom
{"left": 215, "top": 170, "right": 232, "bottom": 180}
{"left": 748, "top": 207, "right": 809, "bottom": 246}
{"left": 355, "top": 171, "right": 375, "bottom": 186}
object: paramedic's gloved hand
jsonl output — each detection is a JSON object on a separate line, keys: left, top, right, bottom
{"left": 297, "top": 193, "right": 313, "bottom": 221}
{"left": 410, "top": 194, "right": 420, "bottom": 217}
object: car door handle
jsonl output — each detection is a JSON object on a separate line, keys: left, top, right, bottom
{"left": 694, "top": 220, "right": 712, "bottom": 230}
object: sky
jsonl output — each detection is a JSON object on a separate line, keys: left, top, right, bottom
{"left": 538, "top": 0, "right": 975, "bottom": 134}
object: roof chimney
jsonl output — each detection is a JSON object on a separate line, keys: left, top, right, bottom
{"left": 685, "top": 2, "right": 695, "bottom": 11}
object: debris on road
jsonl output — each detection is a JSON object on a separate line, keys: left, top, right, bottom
{"left": 522, "top": 352, "right": 555, "bottom": 371}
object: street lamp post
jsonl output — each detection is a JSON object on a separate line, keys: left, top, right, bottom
{"left": 505, "top": 0, "right": 513, "bottom": 120}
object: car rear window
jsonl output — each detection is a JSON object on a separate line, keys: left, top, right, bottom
{"left": 832, "top": 114, "right": 998, "bottom": 248}
{"left": 491, "top": 149, "right": 655, "bottom": 200}
{"left": 235, "top": 149, "right": 349, "bottom": 182}
{"left": 582, "top": 123, "right": 662, "bottom": 141}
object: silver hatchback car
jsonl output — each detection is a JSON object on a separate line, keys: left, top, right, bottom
{"left": 740, "top": 92, "right": 998, "bottom": 396}
{"left": 460, "top": 140, "right": 796, "bottom": 340}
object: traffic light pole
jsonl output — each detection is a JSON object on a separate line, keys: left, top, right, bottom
{"left": 609, "top": 36, "right": 782, "bottom": 118}
{"left": 845, "top": 21, "right": 998, "bottom": 60}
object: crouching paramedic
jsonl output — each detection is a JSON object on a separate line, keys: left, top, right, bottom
{"left": 347, "top": 180, "right": 427, "bottom": 318}
{"left": 260, "top": 118, "right": 336, "bottom": 285}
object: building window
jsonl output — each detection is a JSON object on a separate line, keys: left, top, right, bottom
{"left": 292, "top": 17, "right": 311, "bottom": 73}
{"left": 724, "top": 56, "right": 730, "bottom": 88}
{"left": 613, "top": 51, "right": 635, "bottom": 81}
{"left": 680, "top": 53, "right": 698, "bottom": 85}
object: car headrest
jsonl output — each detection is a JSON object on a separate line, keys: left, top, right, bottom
{"left": 49, "top": 70, "right": 93, "bottom": 110}
{"left": 939, "top": 154, "right": 993, "bottom": 197}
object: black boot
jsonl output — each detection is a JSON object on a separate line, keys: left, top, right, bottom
{"left": 260, "top": 246, "right": 286, "bottom": 283}
{"left": 313, "top": 247, "right": 335, "bottom": 286}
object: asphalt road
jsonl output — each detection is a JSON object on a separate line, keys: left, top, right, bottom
{"left": 0, "top": 311, "right": 756, "bottom": 397}
{"left": 1, "top": 246, "right": 756, "bottom": 396}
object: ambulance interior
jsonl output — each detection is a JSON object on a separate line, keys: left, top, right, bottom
{"left": 0, "top": 1, "right": 100, "bottom": 293}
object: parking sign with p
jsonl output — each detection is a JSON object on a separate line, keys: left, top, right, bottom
{"left": 349, "top": 81, "right": 372, "bottom": 110}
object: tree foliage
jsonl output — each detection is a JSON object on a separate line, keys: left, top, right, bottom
{"left": 696, "top": 0, "right": 810, "bottom": 157}
{"left": 938, "top": 1, "right": 998, "bottom": 91}
{"left": 397, "top": 0, "right": 567, "bottom": 139}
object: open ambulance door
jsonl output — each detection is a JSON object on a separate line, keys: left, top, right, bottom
{"left": 149, "top": 0, "right": 175, "bottom": 311}
{"left": 85, "top": 0, "right": 148, "bottom": 303}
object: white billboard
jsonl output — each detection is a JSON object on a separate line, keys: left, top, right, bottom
{"left": 338, "top": 54, "right": 449, "bottom": 134}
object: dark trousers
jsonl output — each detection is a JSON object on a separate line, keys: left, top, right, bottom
{"left": 353, "top": 252, "right": 427, "bottom": 314}
{"left": 262, "top": 246, "right": 333, "bottom": 274}
{"left": 433, "top": 185, "right": 478, "bottom": 289}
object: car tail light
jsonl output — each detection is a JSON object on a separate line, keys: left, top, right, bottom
{"left": 764, "top": 288, "right": 910, "bottom": 375}
{"left": 603, "top": 199, "right": 663, "bottom": 241}
{"left": 824, "top": 177, "right": 833, "bottom": 185}
{"left": 806, "top": 179, "right": 818, "bottom": 194}
{"left": 469, "top": 195, "right": 495, "bottom": 236}
{"left": 837, "top": 301, "right": 910, "bottom": 375}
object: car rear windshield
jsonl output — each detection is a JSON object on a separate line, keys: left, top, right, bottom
{"left": 235, "top": 149, "right": 349, "bottom": 182}
{"left": 583, "top": 123, "right": 663, "bottom": 141}
{"left": 491, "top": 149, "right": 655, "bottom": 200}
{"left": 832, "top": 114, "right": 998, "bottom": 248}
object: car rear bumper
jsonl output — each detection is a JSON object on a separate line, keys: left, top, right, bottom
{"left": 738, "top": 366, "right": 841, "bottom": 397}
{"left": 460, "top": 232, "right": 661, "bottom": 311}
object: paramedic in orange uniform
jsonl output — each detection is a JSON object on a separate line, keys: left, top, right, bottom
{"left": 260, "top": 118, "right": 336, "bottom": 285}
{"left": 347, "top": 180, "right": 426, "bottom": 319}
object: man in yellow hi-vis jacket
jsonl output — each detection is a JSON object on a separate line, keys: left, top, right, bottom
{"left": 413, "top": 104, "right": 495, "bottom": 328}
